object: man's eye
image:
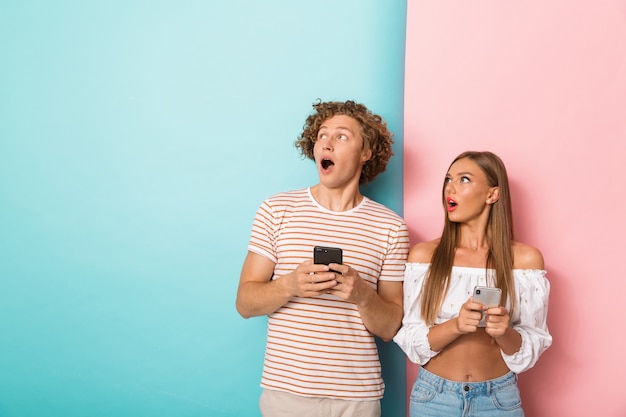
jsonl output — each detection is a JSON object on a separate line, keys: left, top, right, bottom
{"left": 317, "top": 133, "right": 327, "bottom": 140}
{"left": 337, "top": 134, "right": 348, "bottom": 141}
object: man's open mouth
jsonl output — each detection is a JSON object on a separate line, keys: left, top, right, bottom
{"left": 321, "top": 158, "right": 334, "bottom": 169}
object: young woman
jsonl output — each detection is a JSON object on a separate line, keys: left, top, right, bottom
{"left": 394, "top": 151, "right": 552, "bottom": 417}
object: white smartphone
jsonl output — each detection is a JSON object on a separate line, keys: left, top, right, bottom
{"left": 473, "top": 286, "right": 502, "bottom": 327}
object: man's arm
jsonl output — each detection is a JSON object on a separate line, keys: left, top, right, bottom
{"left": 235, "top": 252, "right": 286, "bottom": 318}
{"left": 355, "top": 280, "right": 403, "bottom": 342}
{"left": 327, "top": 267, "right": 403, "bottom": 342}
{"left": 235, "top": 251, "right": 338, "bottom": 318}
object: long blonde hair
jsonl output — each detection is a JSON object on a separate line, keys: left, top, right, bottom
{"left": 420, "top": 151, "right": 516, "bottom": 325}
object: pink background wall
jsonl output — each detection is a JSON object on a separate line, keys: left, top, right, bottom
{"left": 403, "top": 1, "right": 626, "bottom": 416}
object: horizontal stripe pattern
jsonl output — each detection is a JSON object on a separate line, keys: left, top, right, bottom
{"left": 248, "top": 188, "right": 409, "bottom": 399}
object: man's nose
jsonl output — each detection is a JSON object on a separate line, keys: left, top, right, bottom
{"left": 320, "top": 137, "right": 333, "bottom": 150}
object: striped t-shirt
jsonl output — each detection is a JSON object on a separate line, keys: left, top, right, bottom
{"left": 248, "top": 188, "right": 410, "bottom": 400}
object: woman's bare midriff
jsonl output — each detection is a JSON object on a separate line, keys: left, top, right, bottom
{"left": 423, "top": 329, "right": 510, "bottom": 382}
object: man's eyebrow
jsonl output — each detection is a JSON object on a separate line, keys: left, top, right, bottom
{"left": 319, "top": 125, "right": 354, "bottom": 133}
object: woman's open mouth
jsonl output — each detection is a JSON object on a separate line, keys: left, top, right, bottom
{"left": 446, "top": 198, "right": 457, "bottom": 212}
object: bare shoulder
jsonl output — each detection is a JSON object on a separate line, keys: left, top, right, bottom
{"left": 512, "top": 241, "right": 545, "bottom": 270}
{"left": 408, "top": 239, "right": 439, "bottom": 263}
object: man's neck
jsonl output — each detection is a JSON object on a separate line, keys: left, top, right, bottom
{"left": 310, "top": 184, "right": 363, "bottom": 212}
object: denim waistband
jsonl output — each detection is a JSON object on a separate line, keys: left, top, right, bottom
{"left": 417, "top": 366, "right": 518, "bottom": 396}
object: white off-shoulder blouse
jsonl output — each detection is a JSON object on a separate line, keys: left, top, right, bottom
{"left": 393, "top": 263, "right": 552, "bottom": 374}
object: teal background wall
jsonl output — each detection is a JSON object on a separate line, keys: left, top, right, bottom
{"left": 0, "top": 1, "right": 407, "bottom": 416}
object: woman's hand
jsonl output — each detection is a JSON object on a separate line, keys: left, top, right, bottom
{"left": 484, "top": 306, "right": 511, "bottom": 338}
{"left": 456, "top": 297, "right": 485, "bottom": 334}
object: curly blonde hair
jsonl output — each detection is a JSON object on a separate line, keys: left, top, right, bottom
{"left": 294, "top": 100, "right": 394, "bottom": 184}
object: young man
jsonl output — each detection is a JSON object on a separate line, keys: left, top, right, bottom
{"left": 236, "top": 100, "right": 410, "bottom": 417}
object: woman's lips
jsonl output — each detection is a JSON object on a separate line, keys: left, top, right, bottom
{"left": 446, "top": 197, "right": 457, "bottom": 212}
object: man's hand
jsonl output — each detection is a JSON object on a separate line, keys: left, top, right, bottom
{"left": 291, "top": 260, "right": 339, "bottom": 298}
{"left": 324, "top": 263, "right": 372, "bottom": 305}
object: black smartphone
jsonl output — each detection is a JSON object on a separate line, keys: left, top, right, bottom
{"left": 313, "top": 246, "right": 342, "bottom": 273}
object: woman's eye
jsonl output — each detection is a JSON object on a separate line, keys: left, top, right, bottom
{"left": 444, "top": 177, "right": 451, "bottom": 184}
{"left": 460, "top": 176, "right": 470, "bottom": 183}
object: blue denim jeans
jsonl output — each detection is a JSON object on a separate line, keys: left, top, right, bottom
{"left": 410, "top": 367, "right": 524, "bottom": 417}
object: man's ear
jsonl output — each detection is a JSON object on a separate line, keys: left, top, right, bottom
{"left": 361, "top": 148, "right": 372, "bottom": 164}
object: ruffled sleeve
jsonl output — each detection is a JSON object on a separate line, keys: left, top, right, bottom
{"left": 502, "top": 269, "right": 553, "bottom": 373}
{"left": 393, "top": 263, "right": 440, "bottom": 365}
